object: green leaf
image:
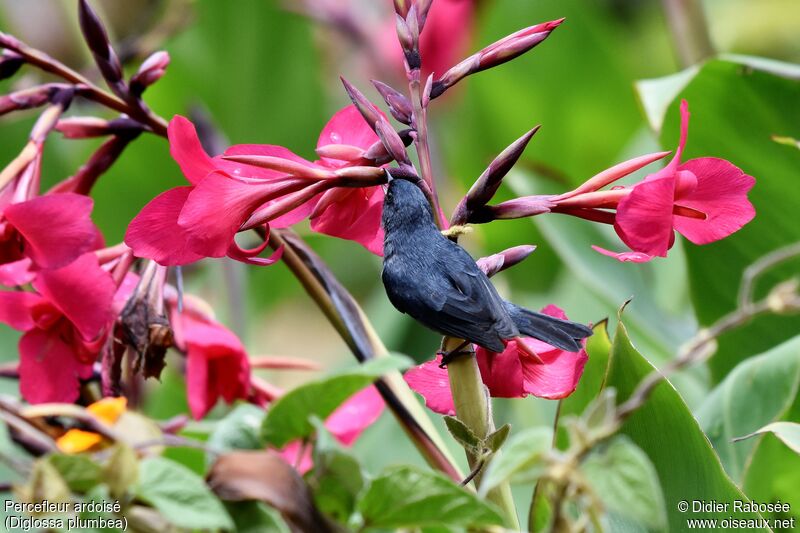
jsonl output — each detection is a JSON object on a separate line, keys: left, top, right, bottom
{"left": 605, "top": 322, "right": 768, "bottom": 531}
{"left": 45, "top": 453, "right": 102, "bottom": 493}
{"left": 736, "top": 422, "right": 800, "bottom": 455}
{"left": 103, "top": 443, "right": 139, "bottom": 499}
{"left": 636, "top": 66, "right": 701, "bottom": 132}
{"left": 484, "top": 424, "right": 511, "bottom": 453}
{"left": 581, "top": 435, "right": 666, "bottom": 530}
{"left": 357, "top": 465, "right": 504, "bottom": 530}
{"left": 658, "top": 58, "right": 800, "bottom": 382}
{"left": 261, "top": 356, "right": 410, "bottom": 447}
{"left": 306, "top": 418, "right": 364, "bottom": 523}
{"left": 135, "top": 456, "right": 234, "bottom": 531}
{"left": 560, "top": 321, "right": 613, "bottom": 420}
{"left": 443, "top": 416, "right": 481, "bottom": 453}
{"left": 208, "top": 403, "right": 265, "bottom": 461}
{"left": 696, "top": 335, "right": 800, "bottom": 482}
{"left": 225, "top": 501, "right": 291, "bottom": 533}
{"left": 478, "top": 426, "right": 553, "bottom": 497}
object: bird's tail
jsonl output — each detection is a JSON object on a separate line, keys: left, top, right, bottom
{"left": 504, "top": 302, "right": 593, "bottom": 352}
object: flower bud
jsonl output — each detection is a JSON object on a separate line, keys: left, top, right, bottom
{"left": 55, "top": 116, "right": 141, "bottom": 139}
{"left": 78, "top": 0, "right": 124, "bottom": 91}
{"left": 375, "top": 120, "right": 411, "bottom": 165}
{"left": 372, "top": 80, "right": 412, "bottom": 125}
{"left": 432, "top": 18, "right": 564, "bottom": 98}
{"left": 0, "top": 85, "right": 55, "bottom": 116}
{"left": 474, "top": 195, "right": 556, "bottom": 223}
{"left": 340, "top": 77, "right": 383, "bottom": 135}
{"left": 315, "top": 143, "right": 366, "bottom": 163}
{"left": 0, "top": 50, "right": 24, "bottom": 80}
{"left": 476, "top": 245, "right": 537, "bottom": 277}
{"left": 130, "top": 51, "right": 170, "bottom": 96}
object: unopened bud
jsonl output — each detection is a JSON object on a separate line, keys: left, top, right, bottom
{"left": 78, "top": 0, "right": 124, "bottom": 90}
{"left": 467, "top": 126, "right": 539, "bottom": 209}
{"left": 473, "top": 195, "right": 556, "bottom": 223}
{"left": 372, "top": 80, "right": 412, "bottom": 125}
{"left": 315, "top": 143, "right": 366, "bottom": 163}
{"left": 432, "top": 18, "right": 564, "bottom": 98}
{"left": 0, "top": 85, "right": 57, "bottom": 116}
{"left": 416, "top": 0, "right": 434, "bottom": 31}
{"left": 130, "top": 51, "right": 170, "bottom": 95}
{"left": 375, "top": 120, "right": 410, "bottom": 165}
{"left": 222, "top": 155, "right": 330, "bottom": 179}
{"left": 55, "top": 116, "right": 141, "bottom": 139}
{"left": 393, "top": 0, "right": 410, "bottom": 17}
{"left": 476, "top": 245, "right": 537, "bottom": 277}
{"left": 340, "top": 77, "right": 383, "bottom": 134}
{"left": 0, "top": 50, "right": 24, "bottom": 80}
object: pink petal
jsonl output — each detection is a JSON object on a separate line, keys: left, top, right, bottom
{"left": 222, "top": 144, "right": 317, "bottom": 181}
{"left": 673, "top": 158, "right": 756, "bottom": 245}
{"left": 0, "top": 258, "right": 35, "bottom": 287}
{"left": 168, "top": 116, "right": 216, "bottom": 185}
{"left": 325, "top": 385, "right": 385, "bottom": 446}
{"left": 518, "top": 339, "right": 588, "bottom": 399}
{"left": 404, "top": 356, "right": 455, "bottom": 416}
{"left": 4, "top": 193, "right": 97, "bottom": 269}
{"left": 614, "top": 175, "right": 676, "bottom": 257}
{"left": 591, "top": 245, "right": 655, "bottom": 263}
{"left": 125, "top": 187, "right": 204, "bottom": 266}
{"left": 0, "top": 290, "right": 41, "bottom": 330}
{"left": 277, "top": 441, "right": 314, "bottom": 474}
{"left": 18, "top": 328, "right": 94, "bottom": 403}
{"left": 32, "top": 253, "right": 115, "bottom": 341}
{"left": 178, "top": 172, "right": 294, "bottom": 258}
{"left": 178, "top": 312, "right": 250, "bottom": 420}
{"left": 227, "top": 238, "right": 284, "bottom": 266}
{"left": 317, "top": 105, "right": 381, "bottom": 152}
{"left": 310, "top": 186, "right": 385, "bottom": 256}
{"left": 475, "top": 345, "right": 526, "bottom": 398}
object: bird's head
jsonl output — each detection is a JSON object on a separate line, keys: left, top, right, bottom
{"left": 382, "top": 169, "right": 435, "bottom": 231}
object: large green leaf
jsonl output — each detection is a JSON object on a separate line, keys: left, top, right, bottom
{"left": 134, "top": 457, "right": 234, "bottom": 531}
{"left": 657, "top": 59, "right": 800, "bottom": 381}
{"left": 581, "top": 435, "right": 667, "bottom": 531}
{"left": 606, "top": 322, "right": 766, "bottom": 531}
{"left": 208, "top": 403, "right": 265, "bottom": 460}
{"left": 696, "top": 335, "right": 800, "bottom": 482}
{"left": 261, "top": 356, "right": 410, "bottom": 447}
{"left": 357, "top": 465, "right": 504, "bottom": 530}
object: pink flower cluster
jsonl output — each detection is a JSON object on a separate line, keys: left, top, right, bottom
{"left": 125, "top": 105, "right": 389, "bottom": 264}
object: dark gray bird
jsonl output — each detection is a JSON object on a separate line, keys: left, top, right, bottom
{"left": 381, "top": 175, "right": 592, "bottom": 363}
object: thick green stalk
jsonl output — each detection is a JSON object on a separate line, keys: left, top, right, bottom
{"left": 445, "top": 338, "right": 520, "bottom": 529}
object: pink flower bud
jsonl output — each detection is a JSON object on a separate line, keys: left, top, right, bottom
{"left": 432, "top": 18, "right": 564, "bottom": 98}
{"left": 372, "top": 80, "right": 412, "bottom": 125}
{"left": 476, "top": 245, "right": 537, "bottom": 277}
{"left": 130, "top": 51, "right": 170, "bottom": 95}
{"left": 479, "top": 195, "right": 556, "bottom": 222}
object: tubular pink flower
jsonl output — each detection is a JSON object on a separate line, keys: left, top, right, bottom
{"left": 0, "top": 253, "right": 116, "bottom": 403}
{"left": 309, "top": 105, "right": 387, "bottom": 255}
{"left": 404, "top": 305, "right": 588, "bottom": 415}
{"left": 170, "top": 305, "right": 251, "bottom": 420}
{"left": 614, "top": 100, "right": 755, "bottom": 258}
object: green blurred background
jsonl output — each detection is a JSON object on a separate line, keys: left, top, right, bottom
{"left": 1, "top": 0, "right": 800, "bottom": 522}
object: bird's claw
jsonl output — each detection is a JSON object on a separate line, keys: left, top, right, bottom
{"left": 437, "top": 349, "right": 474, "bottom": 368}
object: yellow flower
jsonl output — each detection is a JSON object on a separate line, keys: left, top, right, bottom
{"left": 56, "top": 397, "right": 127, "bottom": 454}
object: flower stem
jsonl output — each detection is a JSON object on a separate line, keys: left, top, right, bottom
{"left": 661, "top": 0, "right": 714, "bottom": 67}
{"left": 409, "top": 75, "right": 442, "bottom": 227}
{"left": 444, "top": 338, "right": 520, "bottom": 529}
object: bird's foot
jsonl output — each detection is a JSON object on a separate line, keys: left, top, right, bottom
{"left": 436, "top": 345, "right": 475, "bottom": 368}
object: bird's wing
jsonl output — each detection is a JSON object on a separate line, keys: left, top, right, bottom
{"left": 416, "top": 243, "right": 518, "bottom": 351}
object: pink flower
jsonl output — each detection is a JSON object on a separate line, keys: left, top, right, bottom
{"left": 309, "top": 105, "right": 386, "bottom": 255}
{"left": 125, "top": 116, "right": 302, "bottom": 266}
{"left": 0, "top": 193, "right": 99, "bottom": 286}
{"left": 613, "top": 100, "right": 755, "bottom": 258}
{"left": 404, "top": 305, "right": 588, "bottom": 415}
{"left": 169, "top": 302, "right": 251, "bottom": 420}
{"left": 0, "top": 253, "right": 115, "bottom": 403}
{"left": 278, "top": 385, "right": 385, "bottom": 473}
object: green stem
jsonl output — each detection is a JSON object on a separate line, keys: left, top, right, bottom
{"left": 661, "top": 0, "right": 715, "bottom": 67}
{"left": 445, "top": 339, "right": 520, "bottom": 529}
